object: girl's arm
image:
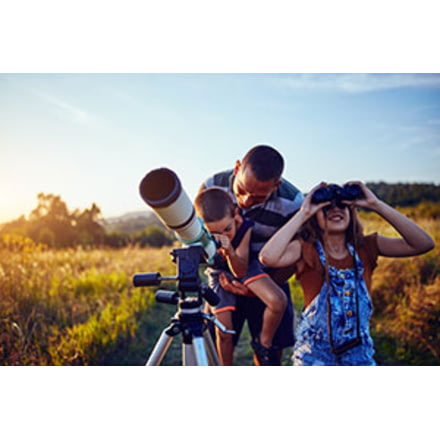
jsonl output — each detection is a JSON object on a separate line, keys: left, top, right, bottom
{"left": 260, "top": 183, "right": 330, "bottom": 267}
{"left": 349, "top": 181, "right": 435, "bottom": 257}
{"left": 215, "top": 228, "right": 251, "bottom": 279}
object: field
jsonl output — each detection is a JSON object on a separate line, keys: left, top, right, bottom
{"left": 0, "top": 214, "right": 439, "bottom": 366}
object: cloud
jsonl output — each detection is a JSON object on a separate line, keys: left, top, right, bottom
{"left": 278, "top": 73, "right": 440, "bottom": 93}
{"left": 34, "top": 91, "right": 94, "bottom": 124}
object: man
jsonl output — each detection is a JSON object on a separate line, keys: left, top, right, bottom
{"left": 200, "top": 145, "right": 304, "bottom": 365}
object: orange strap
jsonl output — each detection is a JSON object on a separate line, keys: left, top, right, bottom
{"left": 214, "top": 306, "right": 236, "bottom": 314}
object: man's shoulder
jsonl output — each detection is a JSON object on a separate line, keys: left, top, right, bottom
{"left": 202, "top": 170, "right": 233, "bottom": 190}
{"left": 267, "top": 178, "right": 304, "bottom": 214}
{"left": 277, "top": 178, "right": 303, "bottom": 201}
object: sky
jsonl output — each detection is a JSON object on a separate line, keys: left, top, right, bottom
{"left": 1, "top": 73, "right": 440, "bottom": 223}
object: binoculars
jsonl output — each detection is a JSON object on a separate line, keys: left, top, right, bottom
{"left": 311, "top": 183, "right": 364, "bottom": 209}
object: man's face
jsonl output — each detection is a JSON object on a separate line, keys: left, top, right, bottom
{"left": 232, "top": 161, "right": 280, "bottom": 209}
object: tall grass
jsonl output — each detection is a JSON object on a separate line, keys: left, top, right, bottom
{"left": 0, "top": 211, "right": 438, "bottom": 365}
{"left": 0, "top": 239, "right": 175, "bottom": 365}
{"left": 360, "top": 213, "right": 440, "bottom": 365}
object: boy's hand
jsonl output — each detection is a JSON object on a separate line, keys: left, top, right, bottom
{"left": 214, "top": 234, "right": 233, "bottom": 255}
{"left": 219, "top": 272, "right": 255, "bottom": 297}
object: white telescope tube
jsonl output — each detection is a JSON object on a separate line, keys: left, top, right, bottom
{"left": 139, "top": 168, "right": 217, "bottom": 263}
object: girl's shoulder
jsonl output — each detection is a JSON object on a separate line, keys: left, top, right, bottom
{"left": 296, "top": 240, "right": 321, "bottom": 275}
{"left": 299, "top": 234, "right": 380, "bottom": 272}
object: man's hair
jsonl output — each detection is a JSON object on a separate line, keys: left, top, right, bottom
{"left": 242, "top": 145, "right": 284, "bottom": 181}
{"left": 194, "top": 188, "right": 236, "bottom": 223}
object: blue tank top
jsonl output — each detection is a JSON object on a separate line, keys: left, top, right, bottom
{"left": 211, "top": 218, "right": 254, "bottom": 271}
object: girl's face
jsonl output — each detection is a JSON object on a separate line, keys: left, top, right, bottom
{"left": 316, "top": 205, "right": 351, "bottom": 234}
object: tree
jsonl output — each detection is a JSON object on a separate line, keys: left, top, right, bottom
{"left": 28, "top": 193, "right": 76, "bottom": 247}
{"left": 1, "top": 193, "right": 107, "bottom": 248}
{"left": 134, "top": 225, "right": 174, "bottom": 248}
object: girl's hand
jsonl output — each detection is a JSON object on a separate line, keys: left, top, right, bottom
{"left": 301, "top": 182, "right": 331, "bottom": 218}
{"left": 344, "top": 181, "right": 381, "bottom": 211}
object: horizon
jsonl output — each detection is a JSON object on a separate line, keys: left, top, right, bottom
{"left": 1, "top": 73, "right": 440, "bottom": 223}
{"left": 2, "top": 180, "right": 440, "bottom": 226}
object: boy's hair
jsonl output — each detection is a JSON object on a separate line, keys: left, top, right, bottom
{"left": 194, "top": 188, "right": 236, "bottom": 223}
{"left": 242, "top": 145, "right": 284, "bottom": 182}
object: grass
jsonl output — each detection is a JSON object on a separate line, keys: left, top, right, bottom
{"left": 0, "top": 211, "right": 438, "bottom": 366}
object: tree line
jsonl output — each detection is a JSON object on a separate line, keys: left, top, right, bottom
{"left": 366, "top": 182, "right": 440, "bottom": 207}
{"left": 0, "top": 193, "right": 174, "bottom": 249}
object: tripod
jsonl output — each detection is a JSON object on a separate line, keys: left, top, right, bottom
{"left": 133, "top": 246, "right": 234, "bottom": 366}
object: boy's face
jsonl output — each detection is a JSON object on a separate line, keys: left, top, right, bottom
{"left": 232, "top": 161, "right": 280, "bottom": 209}
{"left": 205, "top": 213, "right": 239, "bottom": 243}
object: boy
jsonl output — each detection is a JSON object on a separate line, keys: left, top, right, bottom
{"left": 195, "top": 187, "right": 287, "bottom": 366}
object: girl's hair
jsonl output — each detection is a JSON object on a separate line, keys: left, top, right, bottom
{"left": 194, "top": 187, "right": 236, "bottom": 223}
{"left": 297, "top": 207, "right": 364, "bottom": 247}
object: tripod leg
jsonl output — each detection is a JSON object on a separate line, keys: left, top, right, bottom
{"left": 146, "top": 331, "right": 174, "bottom": 366}
{"left": 192, "top": 336, "right": 210, "bottom": 366}
{"left": 183, "top": 343, "right": 197, "bottom": 366}
{"left": 204, "top": 330, "right": 220, "bottom": 366}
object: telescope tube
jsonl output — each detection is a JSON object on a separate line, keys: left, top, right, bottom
{"left": 139, "top": 168, "right": 217, "bottom": 263}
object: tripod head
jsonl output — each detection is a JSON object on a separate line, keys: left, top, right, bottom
{"left": 133, "top": 245, "right": 219, "bottom": 307}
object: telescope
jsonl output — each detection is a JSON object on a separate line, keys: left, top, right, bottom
{"left": 132, "top": 168, "right": 233, "bottom": 366}
{"left": 139, "top": 167, "right": 217, "bottom": 264}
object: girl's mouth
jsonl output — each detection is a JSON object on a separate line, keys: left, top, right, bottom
{"left": 326, "top": 212, "right": 345, "bottom": 222}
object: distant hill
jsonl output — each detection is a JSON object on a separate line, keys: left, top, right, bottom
{"left": 102, "top": 211, "right": 164, "bottom": 233}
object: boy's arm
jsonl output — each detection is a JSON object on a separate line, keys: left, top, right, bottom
{"left": 349, "top": 182, "right": 435, "bottom": 257}
{"left": 216, "top": 229, "right": 251, "bottom": 279}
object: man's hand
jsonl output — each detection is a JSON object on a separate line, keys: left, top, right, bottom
{"left": 219, "top": 272, "right": 255, "bottom": 297}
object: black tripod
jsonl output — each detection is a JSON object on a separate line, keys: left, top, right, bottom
{"left": 133, "top": 246, "right": 234, "bottom": 366}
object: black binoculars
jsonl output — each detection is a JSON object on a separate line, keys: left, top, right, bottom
{"left": 311, "top": 183, "right": 364, "bottom": 209}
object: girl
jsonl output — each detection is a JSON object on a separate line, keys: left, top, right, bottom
{"left": 259, "top": 181, "right": 434, "bottom": 366}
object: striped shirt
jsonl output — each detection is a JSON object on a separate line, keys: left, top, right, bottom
{"left": 201, "top": 170, "right": 304, "bottom": 255}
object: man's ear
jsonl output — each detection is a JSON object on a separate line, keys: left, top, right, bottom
{"left": 233, "top": 160, "right": 241, "bottom": 176}
{"left": 274, "top": 179, "right": 282, "bottom": 189}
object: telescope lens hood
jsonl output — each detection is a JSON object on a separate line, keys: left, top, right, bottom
{"left": 140, "top": 168, "right": 182, "bottom": 208}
